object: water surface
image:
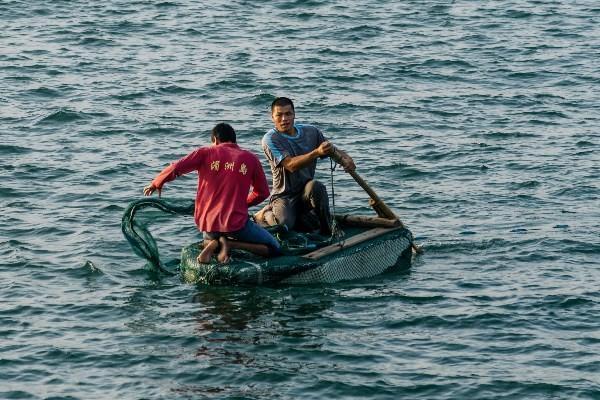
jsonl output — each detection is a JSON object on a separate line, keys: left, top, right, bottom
{"left": 1, "top": 1, "right": 599, "bottom": 399}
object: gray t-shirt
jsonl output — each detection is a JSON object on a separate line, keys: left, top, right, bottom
{"left": 262, "top": 123, "right": 326, "bottom": 200}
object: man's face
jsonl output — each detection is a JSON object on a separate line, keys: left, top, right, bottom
{"left": 272, "top": 105, "right": 295, "bottom": 134}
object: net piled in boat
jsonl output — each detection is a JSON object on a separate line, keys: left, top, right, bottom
{"left": 179, "top": 227, "right": 413, "bottom": 285}
{"left": 281, "top": 230, "right": 412, "bottom": 284}
{"left": 122, "top": 198, "right": 414, "bottom": 285}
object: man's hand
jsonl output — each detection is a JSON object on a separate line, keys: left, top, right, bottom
{"left": 143, "top": 183, "right": 161, "bottom": 197}
{"left": 316, "top": 141, "right": 333, "bottom": 157}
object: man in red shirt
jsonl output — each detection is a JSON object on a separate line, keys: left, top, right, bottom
{"left": 143, "top": 123, "right": 281, "bottom": 263}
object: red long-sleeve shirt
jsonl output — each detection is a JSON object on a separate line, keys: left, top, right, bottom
{"left": 151, "top": 143, "right": 269, "bottom": 232}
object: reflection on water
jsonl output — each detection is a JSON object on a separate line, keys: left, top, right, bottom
{"left": 191, "top": 286, "right": 276, "bottom": 332}
{"left": 190, "top": 286, "right": 337, "bottom": 334}
{"left": 181, "top": 286, "right": 344, "bottom": 397}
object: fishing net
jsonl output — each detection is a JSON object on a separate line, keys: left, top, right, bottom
{"left": 121, "top": 198, "right": 332, "bottom": 272}
{"left": 121, "top": 197, "right": 195, "bottom": 275}
{"left": 122, "top": 198, "right": 414, "bottom": 285}
{"left": 280, "top": 230, "right": 412, "bottom": 284}
{"left": 180, "top": 227, "right": 413, "bottom": 285}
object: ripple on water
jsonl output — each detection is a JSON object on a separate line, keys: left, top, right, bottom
{"left": 35, "top": 109, "right": 88, "bottom": 125}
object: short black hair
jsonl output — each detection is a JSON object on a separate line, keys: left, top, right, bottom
{"left": 271, "top": 97, "right": 295, "bottom": 113}
{"left": 211, "top": 122, "right": 236, "bottom": 143}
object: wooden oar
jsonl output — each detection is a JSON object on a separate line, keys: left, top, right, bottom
{"left": 331, "top": 149, "right": 423, "bottom": 254}
{"left": 331, "top": 149, "right": 401, "bottom": 224}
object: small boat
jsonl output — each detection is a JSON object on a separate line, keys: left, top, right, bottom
{"left": 122, "top": 198, "right": 415, "bottom": 285}
{"left": 122, "top": 158, "right": 419, "bottom": 285}
{"left": 181, "top": 221, "right": 414, "bottom": 285}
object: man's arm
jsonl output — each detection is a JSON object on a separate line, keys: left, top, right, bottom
{"left": 281, "top": 141, "right": 356, "bottom": 173}
{"left": 143, "top": 148, "right": 205, "bottom": 197}
{"left": 247, "top": 158, "right": 271, "bottom": 207}
{"left": 143, "top": 162, "right": 179, "bottom": 197}
{"left": 280, "top": 141, "right": 333, "bottom": 172}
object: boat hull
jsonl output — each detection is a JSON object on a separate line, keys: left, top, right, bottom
{"left": 180, "top": 226, "right": 414, "bottom": 285}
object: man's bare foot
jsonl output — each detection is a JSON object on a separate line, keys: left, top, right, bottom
{"left": 217, "top": 236, "right": 231, "bottom": 263}
{"left": 198, "top": 239, "right": 218, "bottom": 264}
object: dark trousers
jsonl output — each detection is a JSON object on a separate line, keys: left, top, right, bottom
{"left": 269, "top": 180, "right": 332, "bottom": 235}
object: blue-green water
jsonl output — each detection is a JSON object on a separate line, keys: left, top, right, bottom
{"left": 2, "top": 1, "right": 599, "bottom": 398}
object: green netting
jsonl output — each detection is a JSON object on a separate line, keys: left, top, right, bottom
{"left": 179, "top": 227, "right": 413, "bottom": 285}
{"left": 121, "top": 198, "right": 414, "bottom": 285}
{"left": 121, "top": 198, "right": 195, "bottom": 274}
{"left": 121, "top": 198, "right": 333, "bottom": 272}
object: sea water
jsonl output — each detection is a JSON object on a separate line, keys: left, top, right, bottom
{"left": 1, "top": 1, "right": 599, "bottom": 398}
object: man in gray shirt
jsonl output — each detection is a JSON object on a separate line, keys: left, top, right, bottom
{"left": 255, "top": 97, "right": 355, "bottom": 235}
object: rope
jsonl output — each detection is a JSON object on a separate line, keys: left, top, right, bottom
{"left": 329, "top": 158, "right": 345, "bottom": 246}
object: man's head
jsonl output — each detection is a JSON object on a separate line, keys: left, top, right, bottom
{"left": 211, "top": 122, "right": 236, "bottom": 144}
{"left": 271, "top": 97, "right": 295, "bottom": 134}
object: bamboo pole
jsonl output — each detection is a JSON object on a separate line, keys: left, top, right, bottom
{"left": 331, "top": 149, "right": 402, "bottom": 225}
{"left": 330, "top": 148, "right": 424, "bottom": 254}
{"left": 334, "top": 214, "right": 402, "bottom": 228}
